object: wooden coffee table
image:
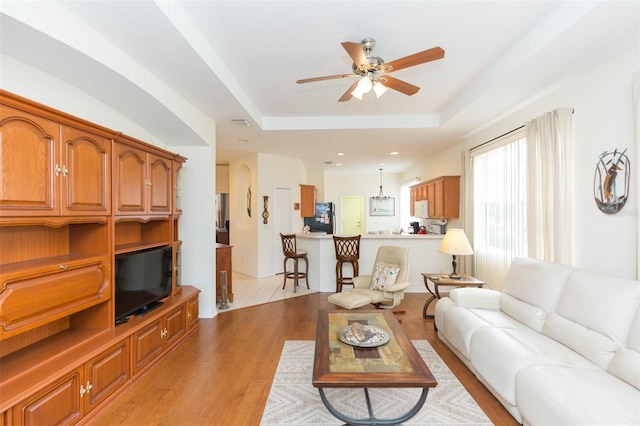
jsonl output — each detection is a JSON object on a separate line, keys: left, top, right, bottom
{"left": 313, "top": 310, "right": 437, "bottom": 425}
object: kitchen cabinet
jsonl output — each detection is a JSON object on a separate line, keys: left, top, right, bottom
{"left": 300, "top": 184, "right": 317, "bottom": 217}
{"left": 0, "top": 105, "right": 111, "bottom": 217}
{"left": 113, "top": 141, "right": 172, "bottom": 216}
{"left": 410, "top": 176, "right": 460, "bottom": 219}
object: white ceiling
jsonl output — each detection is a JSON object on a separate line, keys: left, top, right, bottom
{"left": 1, "top": 1, "right": 638, "bottom": 173}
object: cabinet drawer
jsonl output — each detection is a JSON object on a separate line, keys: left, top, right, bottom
{"left": 0, "top": 258, "right": 110, "bottom": 339}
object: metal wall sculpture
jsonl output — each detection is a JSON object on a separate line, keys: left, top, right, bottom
{"left": 594, "top": 148, "right": 631, "bottom": 215}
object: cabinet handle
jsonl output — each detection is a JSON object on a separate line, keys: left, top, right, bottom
{"left": 86, "top": 381, "right": 93, "bottom": 393}
{"left": 62, "top": 165, "right": 69, "bottom": 177}
{"left": 55, "top": 164, "right": 62, "bottom": 176}
{"left": 80, "top": 385, "right": 87, "bottom": 397}
{"left": 59, "top": 264, "right": 68, "bottom": 270}
{"left": 187, "top": 312, "right": 191, "bottom": 319}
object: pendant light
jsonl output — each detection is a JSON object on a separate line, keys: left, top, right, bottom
{"left": 373, "top": 168, "right": 390, "bottom": 200}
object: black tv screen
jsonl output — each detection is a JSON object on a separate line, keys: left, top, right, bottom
{"left": 114, "top": 246, "right": 172, "bottom": 323}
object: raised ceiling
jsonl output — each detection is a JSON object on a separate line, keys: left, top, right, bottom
{"left": 1, "top": 1, "right": 638, "bottom": 173}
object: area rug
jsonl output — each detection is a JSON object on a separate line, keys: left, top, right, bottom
{"left": 260, "top": 340, "right": 493, "bottom": 425}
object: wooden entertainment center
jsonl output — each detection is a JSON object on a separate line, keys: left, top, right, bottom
{"left": 0, "top": 90, "right": 200, "bottom": 425}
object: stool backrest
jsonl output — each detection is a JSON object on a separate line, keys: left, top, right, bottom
{"left": 333, "top": 235, "right": 361, "bottom": 260}
{"left": 280, "top": 233, "right": 297, "bottom": 256}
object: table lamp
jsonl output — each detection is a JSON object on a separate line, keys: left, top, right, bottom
{"left": 438, "top": 228, "right": 473, "bottom": 279}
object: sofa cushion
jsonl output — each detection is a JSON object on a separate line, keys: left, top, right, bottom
{"left": 470, "top": 326, "right": 599, "bottom": 406}
{"left": 501, "top": 257, "right": 573, "bottom": 313}
{"left": 608, "top": 308, "right": 640, "bottom": 389}
{"left": 543, "top": 269, "right": 640, "bottom": 369}
{"left": 517, "top": 365, "right": 640, "bottom": 425}
{"left": 500, "top": 293, "right": 548, "bottom": 332}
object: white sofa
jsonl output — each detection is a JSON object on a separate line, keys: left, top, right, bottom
{"left": 434, "top": 257, "right": 640, "bottom": 425}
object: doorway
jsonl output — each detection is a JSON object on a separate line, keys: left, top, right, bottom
{"left": 341, "top": 196, "right": 366, "bottom": 235}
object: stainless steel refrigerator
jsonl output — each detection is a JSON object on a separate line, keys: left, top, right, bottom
{"left": 303, "top": 202, "right": 334, "bottom": 234}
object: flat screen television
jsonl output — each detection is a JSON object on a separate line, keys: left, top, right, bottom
{"left": 114, "top": 246, "right": 173, "bottom": 325}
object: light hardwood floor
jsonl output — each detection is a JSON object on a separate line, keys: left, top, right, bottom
{"left": 90, "top": 293, "right": 518, "bottom": 425}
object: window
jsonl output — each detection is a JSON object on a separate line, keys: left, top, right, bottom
{"left": 471, "top": 129, "right": 527, "bottom": 287}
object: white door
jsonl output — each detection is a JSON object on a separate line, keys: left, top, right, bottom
{"left": 342, "top": 196, "right": 365, "bottom": 235}
{"left": 273, "top": 187, "right": 292, "bottom": 274}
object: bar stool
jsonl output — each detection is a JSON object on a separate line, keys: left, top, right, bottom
{"left": 280, "top": 233, "right": 309, "bottom": 293}
{"left": 333, "top": 235, "right": 360, "bottom": 293}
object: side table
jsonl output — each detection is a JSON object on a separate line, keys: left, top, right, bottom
{"left": 422, "top": 273, "right": 485, "bottom": 318}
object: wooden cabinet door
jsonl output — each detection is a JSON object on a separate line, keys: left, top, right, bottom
{"left": 14, "top": 367, "right": 83, "bottom": 426}
{"left": 147, "top": 153, "right": 172, "bottom": 214}
{"left": 61, "top": 127, "right": 110, "bottom": 215}
{"left": 0, "top": 106, "right": 60, "bottom": 216}
{"left": 186, "top": 296, "right": 199, "bottom": 330}
{"left": 426, "top": 183, "right": 436, "bottom": 217}
{"left": 164, "top": 305, "right": 186, "bottom": 348}
{"left": 300, "top": 184, "right": 316, "bottom": 217}
{"left": 434, "top": 180, "right": 445, "bottom": 217}
{"left": 84, "top": 341, "right": 129, "bottom": 415}
{"left": 172, "top": 160, "right": 183, "bottom": 214}
{"left": 131, "top": 318, "right": 163, "bottom": 375}
{"left": 113, "top": 143, "right": 146, "bottom": 215}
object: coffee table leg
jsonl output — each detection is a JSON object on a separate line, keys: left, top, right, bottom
{"left": 318, "top": 387, "right": 430, "bottom": 425}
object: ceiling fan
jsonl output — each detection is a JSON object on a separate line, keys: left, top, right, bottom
{"left": 296, "top": 38, "right": 445, "bottom": 102}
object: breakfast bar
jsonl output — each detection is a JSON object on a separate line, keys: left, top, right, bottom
{"left": 296, "top": 233, "right": 452, "bottom": 293}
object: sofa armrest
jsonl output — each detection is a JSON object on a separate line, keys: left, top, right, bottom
{"left": 450, "top": 288, "right": 501, "bottom": 309}
{"left": 383, "top": 281, "right": 411, "bottom": 293}
{"left": 353, "top": 275, "right": 372, "bottom": 289}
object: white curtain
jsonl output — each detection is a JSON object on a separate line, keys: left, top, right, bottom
{"left": 471, "top": 131, "right": 527, "bottom": 290}
{"left": 633, "top": 72, "right": 640, "bottom": 280}
{"left": 460, "top": 149, "right": 474, "bottom": 276}
{"left": 525, "top": 108, "right": 573, "bottom": 264}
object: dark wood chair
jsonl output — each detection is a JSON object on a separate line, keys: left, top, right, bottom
{"left": 280, "top": 233, "right": 309, "bottom": 293}
{"left": 333, "top": 235, "right": 361, "bottom": 292}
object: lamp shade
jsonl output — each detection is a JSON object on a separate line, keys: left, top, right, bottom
{"left": 438, "top": 229, "right": 473, "bottom": 255}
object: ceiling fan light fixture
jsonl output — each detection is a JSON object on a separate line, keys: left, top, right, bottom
{"left": 373, "top": 80, "right": 388, "bottom": 98}
{"left": 351, "top": 75, "right": 373, "bottom": 100}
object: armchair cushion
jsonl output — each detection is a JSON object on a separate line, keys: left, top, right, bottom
{"left": 370, "top": 263, "right": 400, "bottom": 291}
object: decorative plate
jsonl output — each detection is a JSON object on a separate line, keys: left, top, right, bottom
{"left": 337, "top": 322, "right": 390, "bottom": 347}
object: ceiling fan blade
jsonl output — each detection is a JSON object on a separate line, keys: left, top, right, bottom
{"left": 338, "top": 81, "right": 359, "bottom": 102}
{"left": 384, "top": 46, "right": 445, "bottom": 73}
{"left": 296, "top": 74, "right": 355, "bottom": 84}
{"left": 341, "top": 41, "right": 370, "bottom": 70}
{"left": 379, "top": 75, "right": 420, "bottom": 96}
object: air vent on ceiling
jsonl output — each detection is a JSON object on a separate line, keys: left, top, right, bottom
{"left": 231, "top": 119, "right": 251, "bottom": 127}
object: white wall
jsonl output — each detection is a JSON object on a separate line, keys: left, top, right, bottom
{"left": 402, "top": 46, "right": 639, "bottom": 281}
{"left": 216, "top": 165, "right": 230, "bottom": 193}
{"left": 180, "top": 146, "right": 217, "bottom": 318}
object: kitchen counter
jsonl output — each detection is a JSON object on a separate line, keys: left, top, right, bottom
{"left": 296, "top": 233, "right": 452, "bottom": 293}
{"left": 298, "top": 233, "right": 443, "bottom": 239}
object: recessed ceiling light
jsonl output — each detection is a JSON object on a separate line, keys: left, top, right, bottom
{"left": 379, "top": 163, "right": 385, "bottom": 166}
{"left": 324, "top": 161, "right": 333, "bottom": 165}
{"left": 337, "top": 152, "right": 345, "bottom": 156}
{"left": 390, "top": 151, "right": 399, "bottom": 155}
{"left": 336, "top": 163, "right": 343, "bottom": 166}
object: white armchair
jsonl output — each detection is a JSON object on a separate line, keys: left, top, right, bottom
{"left": 328, "top": 246, "right": 410, "bottom": 310}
